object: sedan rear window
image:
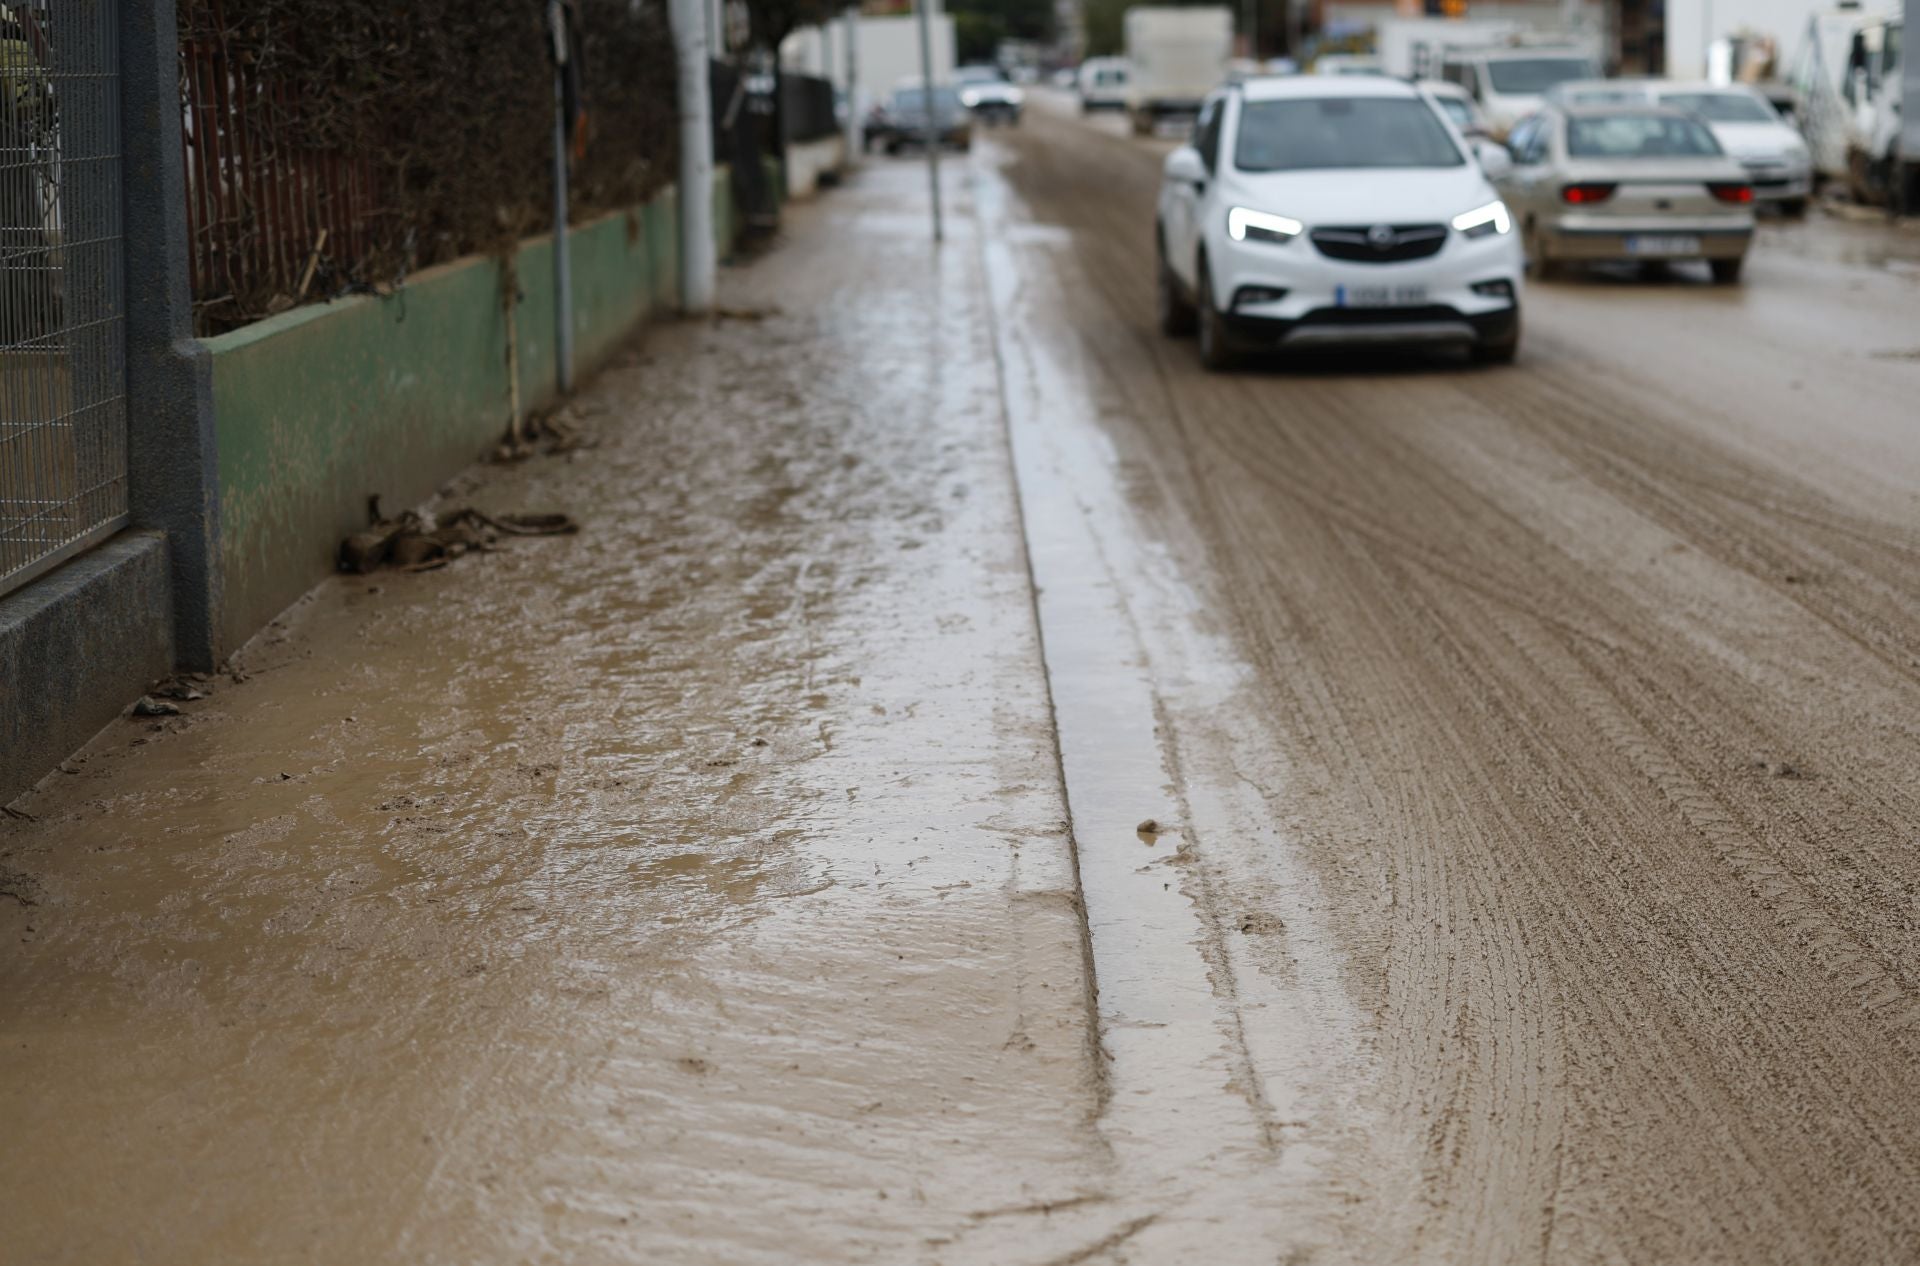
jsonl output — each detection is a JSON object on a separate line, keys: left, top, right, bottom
{"left": 1657, "top": 92, "right": 1778, "bottom": 123}
{"left": 1486, "top": 58, "right": 1598, "bottom": 94}
{"left": 1566, "top": 113, "right": 1722, "bottom": 158}
{"left": 1235, "top": 97, "right": 1464, "bottom": 171}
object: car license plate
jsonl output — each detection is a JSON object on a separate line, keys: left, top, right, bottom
{"left": 1625, "top": 234, "right": 1700, "bottom": 257}
{"left": 1336, "top": 284, "right": 1428, "bottom": 308}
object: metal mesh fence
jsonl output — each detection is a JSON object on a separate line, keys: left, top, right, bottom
{"left": 177, "top": 0, "right": 677, "bottom": 335}
{"left": 1, "top": 0, "right": 128, "bottom": 598}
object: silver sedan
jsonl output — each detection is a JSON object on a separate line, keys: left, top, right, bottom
{"left": 1494, "top": 104, "right": 1757, "bottom": 283}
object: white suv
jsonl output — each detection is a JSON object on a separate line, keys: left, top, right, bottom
{"left": 1157, "top": 76, "right": 1525, "bottom": 369}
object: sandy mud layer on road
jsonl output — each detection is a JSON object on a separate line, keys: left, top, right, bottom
{"left": 994, "top": 102, "right": 1920, "bottom": 1264}
{"left": 0, "top": 170, "right": 1133, "bottom": 1263}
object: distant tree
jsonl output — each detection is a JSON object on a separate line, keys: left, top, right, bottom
{"left": 949, "top": 0, "right": 1057, "bottom": 64}
{"left": 1081, "top": 0, "right": 1302, "bottom": 59}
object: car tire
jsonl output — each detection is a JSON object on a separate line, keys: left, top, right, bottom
{"left": 1196, "top": 262, "right": 1236, "bottom": 372}
{"left": 1780, "top": 197, "right": 1808, "bottom": 217}
{"left": 1710, "top": 256, "right": 1745, "bottom": 285}
{"left": 1526, "top": 222, "right": 1561, "bottom": 280}
{"left": 1156, "top": 232, "right": 1197, "bottom": 337}
{"left": 1472, "top": 310, "right": 1521, "bottom": 365}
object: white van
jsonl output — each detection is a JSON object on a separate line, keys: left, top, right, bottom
{"left": 1439, "top": 45, "right": 1602, "bottom": 138}
{"left": 1078, "top": 57, "right": 1132, "bottom": 113}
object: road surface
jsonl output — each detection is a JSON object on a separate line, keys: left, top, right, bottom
{"left": 981, "top": 95, "right": 1920, "bottom": 1263}
{"left": 2, "top": 91, "right": 1919, "bottom": 1265}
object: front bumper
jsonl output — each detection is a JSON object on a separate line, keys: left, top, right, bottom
{"left": 1208, "top": 222, "right": 1523, "bottom": 349}
{"left": 1222, "top": 304, "right": 1518, "bottom": 350}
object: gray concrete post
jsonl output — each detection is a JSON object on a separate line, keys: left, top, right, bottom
{"left": 119, "top": 0, "right": 222, "bottom": 670}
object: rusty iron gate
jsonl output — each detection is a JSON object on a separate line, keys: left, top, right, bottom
{"left": 0, "top": 0, "right": 127, "bottom": 597}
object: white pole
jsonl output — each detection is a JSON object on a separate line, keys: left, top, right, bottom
{"left": 843, "top": 5, "right": 860, "bottom": 164}
{"left": 915, "top": 0, "right": 943, "bottom": 243}
{"left": 549, "top": 0, "right": 575, "bottom": 395}
{"left": 671, "top": 0, "right": 718, "bottom": 313}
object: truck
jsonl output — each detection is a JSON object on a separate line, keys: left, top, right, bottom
{"left": 1838, "top": 4, "right": 1914, "bottom": 206}
{"left": 1782, "top": 1, "right": 1908, "bottom": 195}
{"left": 1123, "top": 6, "right": 1234, "bottom": 135}
{"left": 1905, "top": 2, "right": 1920, "bottom": 210}
{"left": 1374, "top": 16, "right": 1524, "bottom": 80}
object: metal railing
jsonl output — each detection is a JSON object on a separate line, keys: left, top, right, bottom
{"left": 1, "top": 0, "right": 128, "bottom": 597}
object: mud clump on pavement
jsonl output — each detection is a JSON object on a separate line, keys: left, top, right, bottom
{"left": 340, "top": 497, "right": 579, "bottom": 574}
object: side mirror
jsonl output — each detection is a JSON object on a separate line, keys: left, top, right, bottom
{"left": 1474, "top": 140, "right": 1513, "bottom": 181}
{"left": 1165, "top": 146, "right": 1208, "bottom": 187}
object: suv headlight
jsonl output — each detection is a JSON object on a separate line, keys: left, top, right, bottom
{"left": 1228, "top": 207, "right": 1303, "bottom": 244}
{"left": 1451, "top": 200, "right": 1512, "bottom": 239}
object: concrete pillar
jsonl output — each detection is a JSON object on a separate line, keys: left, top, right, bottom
{"left": 119, "top": 0, "right": 222, "bottom": 670}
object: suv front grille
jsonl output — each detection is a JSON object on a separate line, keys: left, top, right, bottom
{"left": 1310, "top": 224, "right": 1448, "bottom": 263}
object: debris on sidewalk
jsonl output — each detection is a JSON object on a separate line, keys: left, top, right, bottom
{"left": 713, "top": 304, "right": 782, "bottom": 323}
{"left": 494, "top": 404, "right": 601, "bottom": 463}
{"left": 340, "top": 496, "right": 579, "bottom": 575}
{"left": 130, "top": 697, "right": 181, "bottom": 718}
{"left": 151, "top": 676, "right": 210, "bottom": 702}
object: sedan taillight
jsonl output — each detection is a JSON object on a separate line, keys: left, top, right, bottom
{"left": 1707, "top": 182, "right": 1754, "bottom": 204}
{"left": 1560, "top": 183, "right": 1617, "bottom": 205}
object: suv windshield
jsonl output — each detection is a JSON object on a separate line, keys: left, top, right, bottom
{"left": 1235, "top": 97, "right": 1464, "bottom": 171}
{"left": 1658, "top": 91, "right": 1777, "bottom": 123}
{"left": 955, "top": 66, "right": 1003, "bottom": 84}
{"left": 1486, "top": 57, "right": 1598, "bottom": 94}
{"left": 1566, "top": 112, "right": 1723, "bottom": 157}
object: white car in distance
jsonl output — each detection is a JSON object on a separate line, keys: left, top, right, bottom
{"left": 1155, "top": 76, "right": 1525, "bottom": 369}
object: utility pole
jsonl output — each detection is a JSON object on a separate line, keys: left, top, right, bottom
{"left": 671, "top": 0, "right": 717, "bottom": 313}
{"left": 548, "top": 0, "right": 575, "bottom": 395}
{"left": 915, "top": 0, "right": 942, "bottom": 243}
{"left": 844, "top": 4, "right": 860, "bottom": 164}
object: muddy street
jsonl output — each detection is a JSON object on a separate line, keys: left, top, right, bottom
{"left": 986, "top": 96, "right": 1920, "bottom": 1262}
{"left": 5, "top": 86, "right": 1920, "bottom": 1265}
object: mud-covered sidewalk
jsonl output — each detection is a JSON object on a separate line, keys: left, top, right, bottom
{"left": 0, "top": 168, "right": 1123, "bottom": 1263}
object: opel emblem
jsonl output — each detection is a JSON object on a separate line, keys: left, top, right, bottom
{"left": 1367, "top": 224, "right": 1396, "bottom": 248}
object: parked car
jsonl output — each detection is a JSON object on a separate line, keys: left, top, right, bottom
{"left": 954, "top": 63, "right": 1024, "bottom": 126}
{"left": 867, "top": 84, "right": 972, "bottom": 154}
{"left": 1421, "top": 79, "right": 1493, "bottom": 136}
{"left": 1543, "top": 78, "right": 1662, "bottom": 108}
{"left": 1655, "top": 83, "right": 1813, "bottom": 214}
{"left": 1494, "top": 104, "right": 1756, "bottom": 282}
{"left": 1312, "top": 53, "right": 1386, "bottom": 75}
{"left": 1079, "top": 56, "right": 1131, "bottom": 112}
{"left": 1438, "top": 45, "right": 1602, "bottom": 138}
{"left": 1155, "top": 75, "right": 1524, "bottom": 368}
{"left": 1545, "top": 80, "right": 1811, "bottom": 213}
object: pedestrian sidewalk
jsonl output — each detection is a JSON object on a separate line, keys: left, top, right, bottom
{"left": 0, "top": 164, "right": 1125, "bottom": 1263}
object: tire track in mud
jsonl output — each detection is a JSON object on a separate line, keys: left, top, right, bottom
{"left": 995, "top": 104, "right": 1920, "bottom": 1263}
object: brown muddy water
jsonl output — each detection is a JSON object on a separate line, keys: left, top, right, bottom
{"left": 0, "top": 170, "right": 1126, "bottom": 1264}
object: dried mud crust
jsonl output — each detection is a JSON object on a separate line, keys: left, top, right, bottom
{"left": 1000, "top": 105, "right": 1920, "bottom": 1265}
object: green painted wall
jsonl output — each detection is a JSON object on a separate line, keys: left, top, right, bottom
{"left": 207, "top": 175, "right": 732, "bottom": 654}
